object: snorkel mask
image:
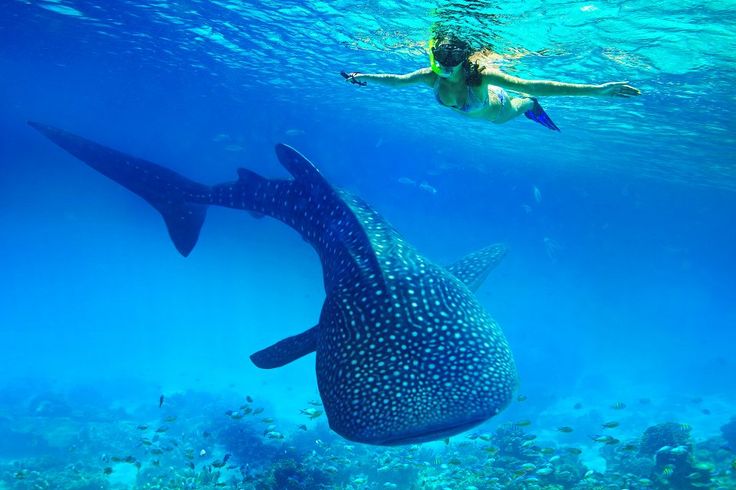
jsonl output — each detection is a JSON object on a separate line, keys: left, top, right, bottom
{"left": 429, "top": 38, "right": 470, "bottom": 74}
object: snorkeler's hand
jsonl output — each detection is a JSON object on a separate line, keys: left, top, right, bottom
{"left": 341, "top": 71, "right": 367, "bottom": 86}
{"left": 596, "top": 81, "right": 641, "bottom": 97}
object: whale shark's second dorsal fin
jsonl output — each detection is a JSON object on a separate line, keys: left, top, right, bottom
{"left": 447, "top": 244, "right": 507, "bottom": 292}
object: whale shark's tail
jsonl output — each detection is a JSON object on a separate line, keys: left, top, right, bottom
{"left": 29, "top": 121, "right": 211, "bottom": 256}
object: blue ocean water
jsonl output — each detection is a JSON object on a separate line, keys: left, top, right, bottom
{"left": 1, "top": 0, "right": 735, "bottom": 488}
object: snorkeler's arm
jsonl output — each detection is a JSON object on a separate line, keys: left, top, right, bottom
{"left": 342, "top": 68, "right": 436, "bottom": 87}
{"left": 482, "top": 71, "right": 641, "bottom": 97}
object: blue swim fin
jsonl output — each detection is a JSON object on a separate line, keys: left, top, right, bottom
{"left": 524, "top": 97, "right": 560, "bottom": 131}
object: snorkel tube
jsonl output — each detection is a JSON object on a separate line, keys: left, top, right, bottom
{"left": 428, "top": 38, "right": 441, "bottom": 74}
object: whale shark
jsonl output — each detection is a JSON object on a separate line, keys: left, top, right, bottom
{"left": 29, "top": 121, "right": 518, "bottom": 445}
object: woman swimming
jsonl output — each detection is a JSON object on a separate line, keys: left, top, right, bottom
{"left": 342, "top": 36, "right": 641, "bottom": 131}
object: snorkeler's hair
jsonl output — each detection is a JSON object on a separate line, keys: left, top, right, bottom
{"left": 462, "top": 59, "right": 484, "bottom": 87}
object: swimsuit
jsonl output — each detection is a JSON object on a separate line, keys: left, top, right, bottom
{"left": 433, "top": 78, "right": 508, "bottom": 115}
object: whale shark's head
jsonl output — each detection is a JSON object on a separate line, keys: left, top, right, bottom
{"left": 316, "top": 261, "right": 517, "bottom": 445}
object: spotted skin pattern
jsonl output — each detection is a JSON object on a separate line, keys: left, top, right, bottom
{"left": 30, "top": 122, "right": 518, "bottom": 446}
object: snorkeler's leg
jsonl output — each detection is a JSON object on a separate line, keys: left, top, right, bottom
{"left": 494, "top": 97, "right": 534, "bottom": 123}
{"left": 497, "top": 97, "right": 559, "bottom": 131}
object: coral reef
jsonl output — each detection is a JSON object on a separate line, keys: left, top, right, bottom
{"left": 639, "top": 422, "right": 692, "bottom": 456}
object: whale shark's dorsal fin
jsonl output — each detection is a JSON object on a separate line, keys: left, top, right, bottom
{"left": 275, "top": 144, "right": 327, "bottom": 184}
{"left": 250, "top": 325, "right": 318, "bottom": 369}
{"left": 447, "top": 244, "right": 507, "bottom": 292}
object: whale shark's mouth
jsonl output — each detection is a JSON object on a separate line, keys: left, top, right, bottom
{"left": 378, "top": 417, "right": 487, "bottom": 446}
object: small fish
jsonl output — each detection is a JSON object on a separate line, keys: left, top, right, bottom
{"left": 265, "top": 431, "right": 284, "bottom": 440}
{"left": 103, "top": 467, "right": 113, "bottom": 475}
{"left": 679, "top": 423, "right": 691, "bottom": 432}
{"left": 252, "top": 407, "right": 264, "bottom": 415}
{"left": 521, "top": 440, "right": 535, "bottom": 448}
{"left": 592, "top": 435, "right": 614, "bottom": 444}
{"left": 662, "top": 464, "right": 675, "bottom": 477}
{"left": 136, "top": 424, "right": 148, "bottom": 430}
{"left": 536, "top": 467, "right": 553, "bottom": 476}
{"left": 297, "top": 424, "right": 307, "bottom": 431}
{"left": 701, "top": 408, "right": 711, "bottom": 415}
{"left": 573, "top": 402, "right": 583, "bottom": 410}
{"left": 261, "top": 417, "right": 275, "bottom": 424}
{"left": 520, "top": 463, "right": 536, "bottom": 472}
{"left": 227, "top": 411, "right": 244, "bottom": 420}
{"left": 242, "top": 407, "right": 252, "bottom": 415}
{"left": 211, "top": 454, "right": 231, "bottom": 468}
{"left": 605, "top": 437, "right": 620, "bottom": 445}
{"left": 123, "top": 456, "right": 136, "bottom": 464}
{"left": 155, "top": 426, "right": 169, "bottom": 433}
{"left": 483, "top": 446, "right": 499, "bottom": 454}
{"left": 187, "top": 462, "right": 195, "bottom": 469}
{"left": 246, "top": 395, "right": 253, "bottom": 403}
{"left": 638, "top": 478, "right": 653, "bottom": 486}
{"left": 517, "top": 394, "right": 528, "bottom": 402}
{"left": 557, "top": 426, "right": 574, "bottom": 433}
{"left": 466, "top": 433, "right": 478, "bottom": 440}
{"left": 418, "top": 181, "right": 437, "bottom": 195}
{"left": 443, "top": 437, "right": 450, "bottom": 445}
{"left": 150, "top": 448, "right": 163, "bottom": 455}
{"left": 159, "top": 395, "right": 164, "bottom": 408}
{"left": 611, "top": 401, "right": 626, "bottom": 410}
{"left": 163, "top": 415, "right": 177, "bottom": 423}
{"left": 398, "top": 177, "right": 415, "bottom": 186}
{"left": 731, "top": 459, "right": 736, "bottom": 470}
{"left": 151, "top": 459, "right": 160, "bottom": 467}
{"left": 601, "top": 421, "right": 620, "bottom": 429}
{"left": 448, "top": 458, "right": 462, "bottom": 465}
{"left": 621, "top": 443, "right": 638, "bottom": 451}
{"left": 566, "top": 447, "right": 582, "bottom": 455}
{"left": 111, "top": 456, "right": 122, "bottom": 462}
{"left": 308, "top": 400, "right": 323, "bottom": 406}
{"left": 539, "top": 447, "right": 555, "bottom": 455}
{"left": 202, "top": 431, "right": 211, "bottom": 438}
{"left": 300, "top": 408, "right": 323, "bottom": 420}
{"left": 514, "top": 419, "right": 532, "bottom": 427}
{"left": 199, "top": 449, "right": 207, "bottom": 457}
{"left": 285, "top": 129, "right": 305, "bottom": 136}
{"left": 533, "top": 186, "right": 542, "bottom": 204}
{"left": 478, "top": 433, "right": 492, "bottom": 442}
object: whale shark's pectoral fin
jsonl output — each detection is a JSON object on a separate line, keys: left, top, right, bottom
{"left": 28, "top": 121, "right": 210, "bottom": 257}
{"left": 447, "top": 244, "right": 507, "bottom": 292}
{"left": 250, "top": 325, "right": 318, "bottom": 369}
